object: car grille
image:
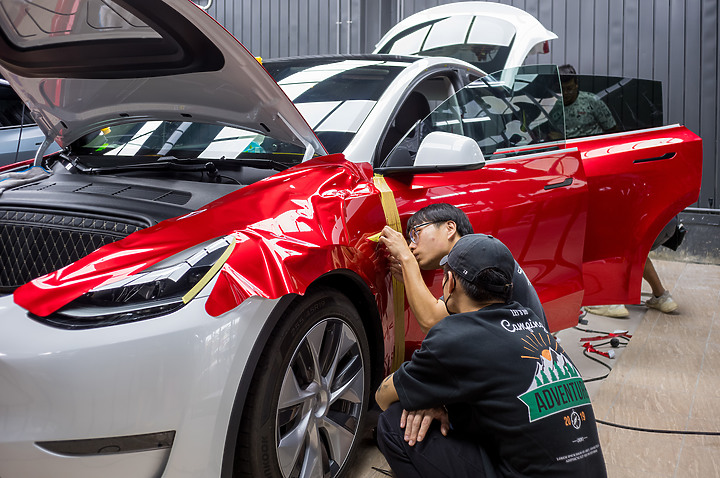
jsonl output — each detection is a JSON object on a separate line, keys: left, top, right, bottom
{"left": 0, "top": 209, "right": 145, "bottom": 292}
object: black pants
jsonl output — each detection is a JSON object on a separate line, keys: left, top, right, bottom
{"left": 376, "top": 403, "right": 499, "bottom": 478}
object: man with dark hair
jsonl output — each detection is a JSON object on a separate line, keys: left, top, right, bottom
{"left": 375, "top": 234, "right": 607, "bottom": 478}
{"left": 379, "top": 203, "right": 547, "bottom": 333}
{"left": 550, "top": 64, "right": 618, "bottom": 138}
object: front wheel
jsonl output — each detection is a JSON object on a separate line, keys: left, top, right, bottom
{"left": 236, "top": 289, "right": 370, "bottom": 478}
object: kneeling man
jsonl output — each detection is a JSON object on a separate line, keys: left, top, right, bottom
{"left": 375, "top": 234, "right": 606, "bottom": 478}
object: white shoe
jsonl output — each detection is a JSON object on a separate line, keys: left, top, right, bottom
{"left": 646, "top": 291, "right": 678, "bottom": 313}
{"left": 584, "top": 304, "right": 629, "bottom": 318}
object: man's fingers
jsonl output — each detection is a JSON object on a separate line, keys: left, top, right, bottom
{"left": 439, "top": 409, "right": 451, "bottom": 436}
{"left": 400, "top": 409, "right": 408, "bottom": 429}
{"left": 416, "top": 414, "right": 434, "bottom": 442}
{"left": 407, "top": 411, "right": 425, "bottom": 445}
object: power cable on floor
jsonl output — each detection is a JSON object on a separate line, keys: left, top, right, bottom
{"left": 580, "top": 349, "right": 613, "bottom": 383}
{"left": 371, "top": 466, "right": 394, "bottom": 476}
{"left": 575, "top": 325, "right": 720, "bottom": 436}
{"left": 596, "top": 419, "right": 720, "bottom": 436}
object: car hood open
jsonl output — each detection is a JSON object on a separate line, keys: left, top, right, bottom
{"left": 0, "top": 0, "right": 325, "bottom": 156}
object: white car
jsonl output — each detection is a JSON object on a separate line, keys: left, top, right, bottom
{"left": 0, "top": 1, "right": 702, "bottom": 478}
{"left": 0, "top": 2, "right": 488, "bottom": 478}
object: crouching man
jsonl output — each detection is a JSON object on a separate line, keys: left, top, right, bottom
{"left": 375, "top": 234, "right": 607, "bottom": 478}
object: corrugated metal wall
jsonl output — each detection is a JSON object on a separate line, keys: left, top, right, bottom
{"left": 202, "top": 0, "right": 718, "bottom": 210}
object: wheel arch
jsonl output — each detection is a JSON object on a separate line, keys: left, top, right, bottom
{"left": 220, "top": 269, "right": 383, "bottom": 478}
{"left": 306, "top": 270, "right": 385, "bottom": 392}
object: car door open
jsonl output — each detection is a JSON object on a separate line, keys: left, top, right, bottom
{"left": 377, "top": 65, "right": 590, "bottom": 339}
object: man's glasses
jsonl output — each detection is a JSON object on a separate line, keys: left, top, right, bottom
{"left": 408, "top": 221, "right": 440, "bottom": 244}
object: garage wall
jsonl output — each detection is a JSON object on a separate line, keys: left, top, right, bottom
{"left": 203, "top": 0, "right": 366, "bottom": 57}
{"left": 201, "top": 0, "right": 718, "bottom": 210}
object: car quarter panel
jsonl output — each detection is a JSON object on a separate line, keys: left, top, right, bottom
{"left": 576, "top": 125, "right": 703, "bottom": 306}
{"left": 386, "top": 146, "right": 588, "bottom": 338}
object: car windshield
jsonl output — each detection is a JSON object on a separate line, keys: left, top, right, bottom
{"left": 70, "top": 121, "right": 308, "bottom": 166}
{"left": 264, "top": 58, "right": 409, "bottom": 153}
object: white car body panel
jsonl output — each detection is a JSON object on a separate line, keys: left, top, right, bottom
{"left": 0, "top": 280, "right": 281, "bottom": 477}
{"left": 373, "top": 1, "right": 557, "bottom": 71}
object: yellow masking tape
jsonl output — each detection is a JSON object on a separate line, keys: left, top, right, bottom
{"left": 182, "top": 237, "right": 237, "bottom": 304}
{"left": 373, "top": 174, "right": 406, "bottom": 371}
{"left": 367, "top": 231, "right": 382, "bottom": 242}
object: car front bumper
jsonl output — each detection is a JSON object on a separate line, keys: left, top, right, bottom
{"left": 0, "top": 289, "right": 280, "bottom": 478}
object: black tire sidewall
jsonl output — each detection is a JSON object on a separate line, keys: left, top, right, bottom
{"left": 239, "top": 289, "right": 371, "bottom": 478}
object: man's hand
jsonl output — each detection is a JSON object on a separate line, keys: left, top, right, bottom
{"left": 387, "top": 256, "right": 404, "bottom": 282}
{"left": 379, "top": 226, "right": 413, "bottom": 263}
{"left": 379, "top": 226, "right": 412, "bottom": 282}
{"left": 400, "top": 407, "right": 450, "bottom": 446}
{"left": 378, "top": 225, "right": 447, "bottom": 333}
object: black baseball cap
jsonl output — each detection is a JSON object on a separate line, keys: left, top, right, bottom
{"left": 439, "top": 234, "right": 515, "bottom": 289}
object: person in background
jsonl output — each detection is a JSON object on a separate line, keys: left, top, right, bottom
{"left": 549, "top": 64, "right": 619, "bottom": 139}
{"left": 587, "top": 217, "right": 680, "bottom": 317}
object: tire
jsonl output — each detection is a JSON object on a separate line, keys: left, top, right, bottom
{"left": 235, "top": 289, "right": 371, "bottom": 478}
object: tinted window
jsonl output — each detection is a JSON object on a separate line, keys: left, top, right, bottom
{"left": 569, "top": 75, "right": 663, "bottom": 135}
{"left": 380, "top": 64, "right": 564, "bottom": 167}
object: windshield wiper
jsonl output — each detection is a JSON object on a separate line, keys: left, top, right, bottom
{"left": 72, "top": 156, "right": 292, "bottom": 174}
{"left": 73, "top": 157, "right": 205, "bottom": 174}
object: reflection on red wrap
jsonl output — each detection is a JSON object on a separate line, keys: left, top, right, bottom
{"left": 14, "top": 154, "right": 389, "bottom": 318}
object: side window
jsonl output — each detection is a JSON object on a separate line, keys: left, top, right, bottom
{"left": 430, "top": 65, "right": 564, "bottom": 157}
{"left": 380, "top": 64, "right": 564, "bottom": 168}
{"left": 0, "top": 83, "right": 33, "bottom": 127}
{"left": 377, "top": 75, "right": 456, "bottom": 165}
{"left": 568, "top": 75, "right": 663, "bottom": 136}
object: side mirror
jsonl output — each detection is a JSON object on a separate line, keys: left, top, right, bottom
{"left": 415, "top": 131, "right": 485, "bottom": 168}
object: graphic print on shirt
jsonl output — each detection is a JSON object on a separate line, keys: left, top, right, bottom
{"left": 517, "top": 333, "right": 590, "bottom": 422}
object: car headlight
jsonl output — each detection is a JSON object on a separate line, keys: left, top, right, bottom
{"left": 36, "top": 235, "right": 236, "bottom": 329}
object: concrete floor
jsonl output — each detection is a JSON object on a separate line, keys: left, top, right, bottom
{"left": 349, "top": 258, "right": 720, "bottom": 477}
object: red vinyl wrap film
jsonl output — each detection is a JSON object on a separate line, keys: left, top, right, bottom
{"left": 14, "top": 154, "right": 391, "bottom": 320}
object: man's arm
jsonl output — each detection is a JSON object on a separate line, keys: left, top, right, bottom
{"left": 376, "top": 373, "right": 450, "bottom": 445}
{"left": 375, "top": 373, "right": 399, "bottom": 411}
{"left": 379, "top": 226, "right": 447, "bottom": 333}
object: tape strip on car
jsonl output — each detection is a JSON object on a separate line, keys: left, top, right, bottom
{"left": 373, "top": 174, "right": 406, "bottom": 371}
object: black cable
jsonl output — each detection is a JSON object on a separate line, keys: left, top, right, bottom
{"left": 371, "top": 466, "right": 394, "bottom": 476}
{"left": 574, "top": 325, "right": 616, "bottom": 335}
{"left": 592, "top": 339, "right": 628, "bottom": 348}
{"left": 580, "top": 349, "right": 613, "bottom": 383}
{"left": 596, "top": 419, "right": 720, "bottom": 436}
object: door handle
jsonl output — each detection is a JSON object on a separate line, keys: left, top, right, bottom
{"left": 633, "top": 152, "right": 676, "bottom": 164}
{"left": 544, "top": 177, "right": 573, "bottom": 190}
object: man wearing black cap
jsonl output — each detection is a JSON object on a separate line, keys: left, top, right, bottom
{"left": 375, "top": 234, "right": 606, "bottom": 477}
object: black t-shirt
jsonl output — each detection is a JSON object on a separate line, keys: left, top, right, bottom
{"left": 511, "top": 260, "right": 548, "bottom": 330}
{"left": 394, "top": 302, "right": 606, "bottom": 478}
